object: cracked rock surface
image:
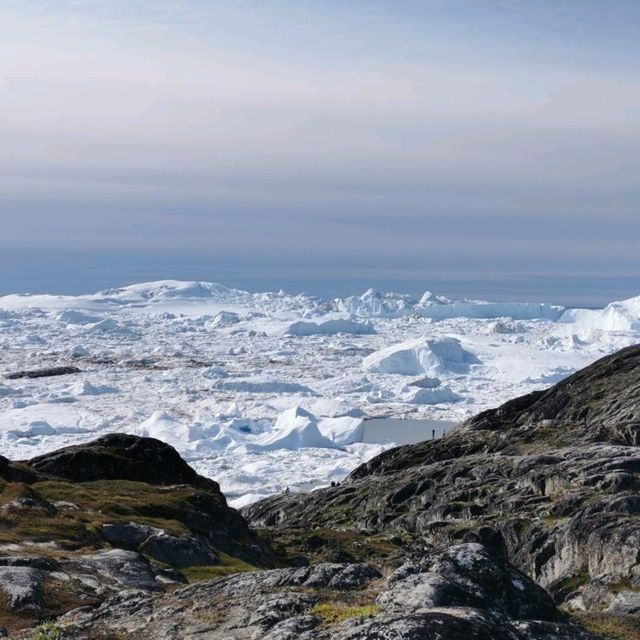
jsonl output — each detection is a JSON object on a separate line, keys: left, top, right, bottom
{"left": 56, "top": 544, "right": 595, "bottom": 640}
{"left": 245, "top": 346, "right": 640, "bottom": 616}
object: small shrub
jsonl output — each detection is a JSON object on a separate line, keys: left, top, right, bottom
{"left": 34, "top": 622, "right": 64, "bottom": 640}
{"left": 573, "top": 612, "right": 640, "bottom": 640}
{"left": 561, "top": 571, "right": 589, "bottom": 592}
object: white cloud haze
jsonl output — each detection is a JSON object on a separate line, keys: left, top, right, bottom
{"left": 0, "top": 1, "right": 638, "bottom": 303}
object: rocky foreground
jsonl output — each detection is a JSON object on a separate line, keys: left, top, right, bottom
{"left": 2, "top": 347, "right": 640, "bottom": 638}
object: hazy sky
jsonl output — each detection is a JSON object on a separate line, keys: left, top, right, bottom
{"left": 1, "top": 1, "right": 639, "bottom": 303}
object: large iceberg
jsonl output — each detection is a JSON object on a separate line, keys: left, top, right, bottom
{"left": 318, "top": 416, "right": 365, "bottom": 445}
{"left": 340, "top": 289, "right": 420, "bottom": 318}
{"left": 340, "top": 288, "right": 564, "bottom": 320}
{"left": 285, "top": 317, "right": 374, "bottom": 336}
{"left": 248, "top": 408, "right": 339, "bottom": 451}
{"left": 99, "top": 280, "right": 250, "bottom": 303}
{"left": 363, "top": 337, "right": 479, "bottom": 376}
{"left": 560, "top": 295, "right": 640, "bottom": 333}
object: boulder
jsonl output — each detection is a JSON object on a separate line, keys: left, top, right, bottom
{"left": 101, "top": 522, "right": 162, "bottom": 549}
{"left": 141, "top": 533, "right": 219, "bottom": 568}
{"left": 302, "top": 563, "right": 381, "bottom": 589}
{"left": 77, "top": 549, "right": 161, "bottom": 591}
{"left": 27, "top": 434, "right": 220, "bottom": 490}
{"left": 0, "top": 566, "right": 44, "bottom": 612}
{"left": 378, "top": 544, "right": 558, "bottom": 621}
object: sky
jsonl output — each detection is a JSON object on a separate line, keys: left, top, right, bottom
{"left": 1, "top": 1, "right": 639, "bottom": 304}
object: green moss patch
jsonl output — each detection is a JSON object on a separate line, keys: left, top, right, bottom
{"left": 257, "top": 526, "right": 407, "bottom": 569}
{"left": 0, "top": 479, "right": 220, "bottom": 550}
{"left": 311, "top": 602, "right": 381, "bottom": 624}
{"left": 181, "top": 552, "right": 258, "bottom": 582}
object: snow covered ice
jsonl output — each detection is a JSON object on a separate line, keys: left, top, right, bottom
{"left": 1, "top": 279, "right": 639, "bottom": 506}
{"left": 362, "top": 337, "right": 479, "bottom": 376}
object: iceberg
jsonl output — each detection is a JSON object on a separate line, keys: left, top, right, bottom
{"left": 285, "top": 317, "right": 374, "bottom": 336}
{"left": 363, "top": 337, "right": 479, "bottom": 376}
{"left": 400, "top": 386, "right": 463, "bottom": 404}
{"left": 249, "top": 408, "right": 339, "bottom": 451}
{"left": 340, "top": 288, "right": 564, "bottom": 320}
{"left": 318, "top": 416, "right": 366, "bottom": 445}
{"left": 560, "top": 295, "right": 640, "bottom": 333}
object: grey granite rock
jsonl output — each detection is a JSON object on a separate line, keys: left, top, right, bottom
{"left": 0, "top": 566, "right": 44, "bottom": 612}
{"left": 101, "top": 522, "right": 162, "bottom": 549}
{"left": 77, "top": 549, "right": 161, "bottom": 591}
{"left": 243, "top": 346, "right": 640, "bottom": 613}
{"left": 141, "top": 532, "right": 219, "bottom": 567}
{"left": 54, "top": 549, "right": 597, "bottom": 639}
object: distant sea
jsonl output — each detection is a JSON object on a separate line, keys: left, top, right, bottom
{"left": 1, "top": 247, "right": 637, "bottom": 308}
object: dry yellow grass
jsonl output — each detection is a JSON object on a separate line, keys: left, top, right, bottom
{"left": 572, "top": 613, "right": 640, "bottom": 640}
{"left": 311, "top": 602, "right": 381, "bottom": 624}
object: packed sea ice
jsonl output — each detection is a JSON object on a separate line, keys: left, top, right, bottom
{"left": 1, "top": 280, "right": 639, "bottom": 506}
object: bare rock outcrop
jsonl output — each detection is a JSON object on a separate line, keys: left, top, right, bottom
{"left": 56, "top": 544, "right": 595, "bottom": 640}
{"left": 244, "top": 346, "right": 640, "bottom": 616}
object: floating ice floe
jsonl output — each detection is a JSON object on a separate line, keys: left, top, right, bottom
{"left": 483, "top": 320, "right": 524, "bottom": 335}
{"left": 100, "top": 280, "right": 250, "bottom": 303}
{"left": 219, "top": 402, "right": 242, "bottom": 419}
{"left": 284, "top": 317, "right": 375, "bottom": 336}
{"left": 57, "top": 309, "right": 101, "bottom": 325}
{"left": 521, "top": 367, "right": 577, "bottom": 384}
{"left": 318, "top": 416, "right": 365, "bottom": 445}
{"left": 216, "top": 379, "right": 315, "bottom": 394}
{"left": 210, "top": 311, "right": 241, "bottom": 327}
{"left": 95, "top": 280, "right": 333, "bottom": 316}
{"left": 8, "top": 420, "right": 57, "bottom": 438}
{"left": 138, "top": 411, "right": 199, "bottom": 445}
{"left": 416, "top": 300, "right": 563, "bottom": 321}
{"left": 136, "top": 408, "right": 331, "bottom": 455}
{"left": 68, "top": 345, "right": 90, "bottom": 358}
{"left": 136, "top": 412, "right": 254, "bottom": 454}
{"left": 363, "top": 337, "right": 480, "bottom": 376}
{"left": 560, "top": 295, "right": 640, "bottom": 333}
{"left": 85, "top": 318, "right": 131, "bottom": 334}
{"left": 341, "top": 288, "right": 564, "bottom": 320}
{"left": 248, "top": 407, "right": 339, "bottom": 451}
{"left": 69, "top": 381, "right": 119, "bottom": 396}
{"left": 340, "top": 289, "right": 420, "bottom": 318}
{"left": 408, "top": 376, "right": 442, "bottom": 389}
{"left": 202, "top": 365, "right": 229, "bottom": 379}
{"left": 400, "top": 386, "right": 463, "bottom": 405}
{"left": 300, "top": 397, "right": 364, "bottom": 418}
{"left": 540, "top": 334, "right": 588, "bottom": 351}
